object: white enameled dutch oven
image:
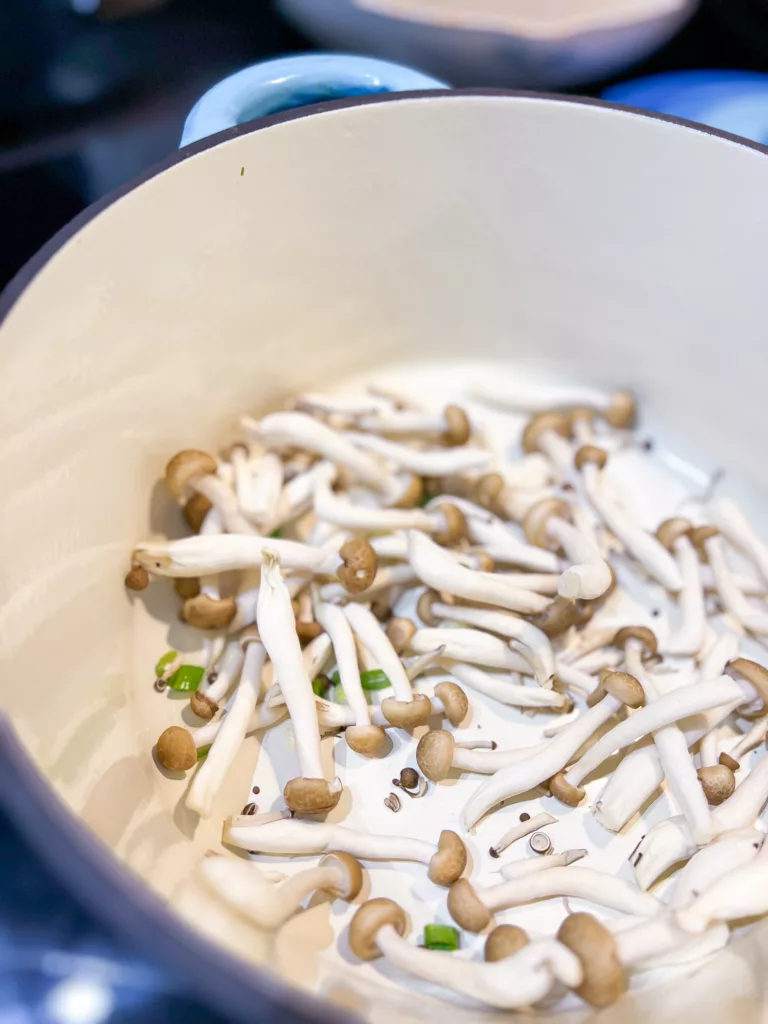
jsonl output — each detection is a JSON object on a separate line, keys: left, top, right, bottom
{"left": 1, "top": 53, "right": 768, "bottom": 1024}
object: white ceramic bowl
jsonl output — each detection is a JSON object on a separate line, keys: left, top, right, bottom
{"left": 2, "top": 86, "right": 768, "bottom": 1023}
{"left": 277, "top": 0, "right": 699, "bottom": 89}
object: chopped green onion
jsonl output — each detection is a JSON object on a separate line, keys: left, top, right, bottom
{"left": 196, "top": 744, "right": 211, "bottom": 760}
{"left": 312, "top": 676, "right": 330, "bottom": 697}
{"left": 424, "top": 924, "right": 460, "bottom": 951}
{"left": 269, "top": 528, "right": 283, "bottom": 539}
{"left": 330, "top": 669, "right": 341, "bottom": 686}
{"left": 167, "top": 665, "right": 205, "bottom": 692}
{"left": 360, "top": 669, "right": 392, "bottom": 691}
{"left": 155, "top": 650, "right": 178, "bottom": 677}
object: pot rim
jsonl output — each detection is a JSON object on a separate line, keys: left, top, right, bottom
{"left": 1, "top": 87, "right": 767, "bottom": 1024}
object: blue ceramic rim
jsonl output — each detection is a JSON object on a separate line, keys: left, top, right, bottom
{"left": 3, "top": 88, "right": 768, "bottom": 1024}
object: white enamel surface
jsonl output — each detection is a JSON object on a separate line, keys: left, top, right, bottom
{"left": 3, "top": 94, "right": 768, "bottom": 1020}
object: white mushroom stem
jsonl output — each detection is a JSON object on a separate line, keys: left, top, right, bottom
{"left": 256, "top": 553, "right": 327, "bottom": 783}
{"left": 472, "top": 380, "right": 622, "bottom": 417}
{"left": 699, "top": 728, "right": 720, "bottom": 769}
{"left": 444, "top": 662, "right": 570, "bottom": 711}
{"left": 245, "top": 452, "right": 284, "bottom": 525}
{"left": 558, "top": 625, "right": 623, "bottom": 664}
{"left": 708, "top": 495, "right": 768, "bottom": 586}
{"left": 490, "top": 812, "right": 556, "bottom": 856}
{"left": 499, "top": 849, "right": 588, "bottom": 880}
{"left": 133, "top": 533, "right": 347, "bottom": 578}
{"left": 342, "top": 603, "right": 414, "bottom": 702}
{"left": 703, "top": 533, "right": 768, "bottom": 635}
{"left": 295, "top": 391, "right": 392, "bottom": 419}
{"left": 370, "top": 532, "right": 498, "bottom": 573}
{"left": 463, "top": 695, "right": 626, "bottom": 827}
{"left": 473, "top": 869, "right": 662, "bottom": 918}
{"left": 412, "top": 629, "right": 530, "bottom": 674}
{"left": 314, "top": 601, "right": 370, "bottom": 728}
{"left": 263, "top": 630, "right": 333, "bottom": 693}
{"left": 626, "top": 647, "right": 715, "bottom": 846}
{"left": 224, "top": 816, "right": 438, "bottom": 867}
{"left": 433, "top": 497, "right": 558, "bottom": 573}
{"left": 562, "top": 675, "right": 752, "bottom": 792}
{"left": 701, "top": 565, "right": 767, "bottom": 597}
{"left": 629, "top": 815, "right": 696, "bottom": 889}
{"left": 202, "top": 640, "right": 245, "bottom": 705}
{"left": 191, "top": 472, "right": 259, "bottom": 536}
{"left": 729, "top": 718, "right": 768, "bottom": 761}
{"left": 663, "top": 534, "right": 706, "bottom": 656}
{"left": 427, "top": 601, "right": 554, "bottom": 685}
{"left": 195, "top": 698, "right": 288, "bottom": 747}
{"left": 373, "top": 929, "right": 582, "bottom": 1010}
{"left": 669, "top": 829, "right": 764, "bottom": 909}
{"left": 317, "top": 564, "right": 417, "bottom": 604}
{"left": 354, "top": 407, "right": 458, "bottom": 437}
{"left": 243, "top": 412, "right": 387, "bottom": 491}
{"left": 496, "top": 485, "right": 557, "bottom": 524}
{"left": 581, "top": 463, "right": 682, "bottom": 590}
{"left": 554, "top": 661, "right": 606, "bottom": 696}
{"left": 313, "top": 467, "right": 448, "bottom": 535}
{"left": 494, "top": 573, "right": 560, "bottom": 594}
{"left": 405, "top": 646, "right": 446, "bottom": 682}
{"left": 612, "top": 913, "right": 730, "bottom": 969}
{"left": 344, "top": 430, "right": 491, "bottom": 477}
{"left": 711, "top": 754, "right": 768, "bottom": 834}
{"left": 545, "top": 516, "right": 613, "bottom": 600}
{"left": 187, "top": 641, "right": 265, "bottom": 818}
{"left": 447, "top": 739, "right": 550, "bottom": 774}
{"left": 264, "top": 461, "right": 338, "bottom": 533}
{"left": 676, "top": 840, "right": 768, "bottom": 934}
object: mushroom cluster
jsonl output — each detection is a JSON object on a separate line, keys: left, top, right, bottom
{"left": 127, "top": 375, "right": 768, "bottom": 1011}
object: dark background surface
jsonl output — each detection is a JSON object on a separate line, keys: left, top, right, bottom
{"left": 2, "top": 1, "right": 768, "bottom": 1021}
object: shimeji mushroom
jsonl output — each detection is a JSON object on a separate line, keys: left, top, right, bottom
{"left": 523, "top": 497, "right": 613, "bottom": 600}
{"left": 444, "top": 661, "right": 572, "bottom": 712}
{"left": 499, "top": 849, "right": 588, "bottom": 880}
{"left": 242, "top": 411, "right": 387, "bottom": 491}
{"left": 724, "top": 717, "right": 768, "bottom": 768}
{"left": 312, "top": 464, "right": 466, "bottom": 543}
{"left": 224, "top": 817, "right": 466, "bottom": 886}
{"left": 724, "top": 657, "right": 768, "bottom": 719}
{"left": 342, "top": 603, "right": 433, "bottom": 728}
{"left": 416, "top": 730, "right": 547, "bottom": 782}
{"left": 343, "top": 430, "right": 492, "bottom": 477}
{"left": 462, "top": 671, "right": 644, "bottom": 826}
{"left": 676, "top": 838, "right": 768, "bottom": 935}
{"left": 132, "top": 533, "right": 377, "bottom": 595}
{"left": 260, "top": 460, "right": 337, "bottom": 535}
{"left": 711, "top": 750, "right": 768, "bottom": 835}
{"left": 313, "top": 600, "right": 387, "bottom": 756}
{"left": 656, "top": 518, "right": 706, "bottom": 656}
{"left": 164, "top": 449, "right": 258, "bottom": 536}
{"left": 708, "top": 495, "right": 768, "bottom": 586}
{"left": 348, "top": 898, "right": 582, "bottom": 1010}
{"left": 186, "top": 635, "right": 265, "bottom": 817}
{"left": 410, "top": 626, "right": 530, "bottom": 675}
{"left": 295, "top": 391, "right": 393, "bottom": 421}
{"left": 317, "top": 563, "right": 417, "bottom": 605}
{"left": 472, "top": 382, "right": 636, "bottom": 428}
{"left": 417, "top": 591, "right": 554, "bottom": 686}
{"left": 484, "top": 925, "right": 530, "bottom": 962}
{"left": 487, "top": 813, "right": 557, "bottom": 858}
{"left": 669, "top": 829, "right": 765, "bottom": 909}
{"left": 692, "top": 526, "right": 768, "bottom": 635}
{"left": 519, "top": 412, "right": 575, "bottom": 478}
{"left": 189, "top": 639, "right": 246, "bottom": 720}
{"left": 448, "top": 868, "right": 661, "bottom": 933}
{"left": 574, "top": 446, "right": 683, "bottom": 591}
{"left": 200, "top": 850, "right": 363, "bottom": 930}
{"left": 256, "top": 552, "right": 342, "bottom": 814}
{"left": 353, "top": 404, "right": 472, "bottom": 446}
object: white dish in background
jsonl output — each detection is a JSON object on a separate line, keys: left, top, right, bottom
{"left": 276, "top": 0, "right": 699, "bottom": 89}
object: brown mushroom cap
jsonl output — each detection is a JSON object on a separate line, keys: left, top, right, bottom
{"left": 349, "top": 898, "right": 407, "bottom": 961}
{"left": 389, "top": 474, "right": 423, "bottom": 510}
{"left": 284, "top": 777, "right": 343, "bottom": 814}
{"left": 689, "top": 525, "right": 720, "bottom": 560}
{"left": 522, "top": 412, "right": 572, "bottom": 455}
{"left": 614, "top": 625, "right": 658, "bottom": 660}
{"left": 183, "top": 491, "right": 214, "bottom": 532}
{"left": 320, "top": 851, "right": 364, "bottom": 900}
{"left": 190, "top": 691, "right": 219, "bottom": 720}
{"left": 719, "top": 752, "right": 741, "bottom": 772}
{"left": 549, "top": 771, "right": 586, "bottom": 807}
{"left": 416, "top": 589, "right": 441, "bottom": 627}
{"left": 183, "top": 593, "right": 238, "bottom": 630}
{"left": 174, "top": 577, "right": 201, "bottom": 600}
{"left": 416, "top": 730, "right": 455, "bottom": 781}
{"left": 601, "top": 670, "right": 646, "bottom": 709}
{"left": 529, "top": 596, "right": 580, "bottom": 638}
{"left": 434, "top": 681, "right": 469, "bottom": 727}
{"left": 656, "top": 517, "right": 693, "bottom": 552}
{"left": 471, "top": 550, "right": 495, "bottom": 573}
{"left": 156, "top": 726, "right": 197, "bottom": 771}
{"left": 523, "top": 497, "right": 572, "bottom": 550}
{"left": 473, "top": 472, "right": 505, "bottom": 512}
{"left": 444, "top": 405, "right": 471, "bottom": 446}
{"left": 125, "top": 565, "right": 150, "bottom": 591}
{"left": 385, "top": 617, "right": 416, "bottom": 653}
{"left": 484, "top": 925, "right": 530, "bottom": 962}
{"left": 557, "top": 913, "right": 628, "bottom": 1008}
{"left": 604, "top": 391, "right": 637, "bottom": 430}
{"left": 447, "top": 878, "right": 492, "bottom": 932}
{"left": 165, "top": 450, "right": 218, "bottom": 499}
{"left": 345, "top": 724, "right": 388, "bottom": 757}
{"left": 697, "top": 765, "right": 736, "bottom": 806}
{"left": 432, "top": 503, "right": 468, "bottom": 546}
{"left": 337, "top": 538, "right": 378, "bottom": 595}
{"left": 295, "top": 619, "right": 323, "bottom": 644}
{"left": 381, "top": 694, "right": 432, "bottom": 729}
{"left": 574, "top": 445, "right": 608, "bottom": 472}
{"left": 728, "top": 658, "right": 768, "bottom": 719}
{"left": 429, "top": 830, "right": 468, "bottom": 887}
